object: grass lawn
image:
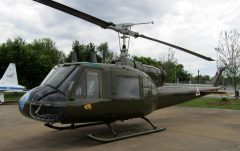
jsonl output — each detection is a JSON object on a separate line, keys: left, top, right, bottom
{"left": 180, "top": 97, "right": 240, "bottom": 110}
{"left": 4, "top": 92, "right": 25, "bottom": 102}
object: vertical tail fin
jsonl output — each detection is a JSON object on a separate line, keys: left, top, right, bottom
{"left": 211, "top": 67, "right": 226, "bottom": 87}
{"left": 0, "top": 63, "right": 18, "bottom": 85}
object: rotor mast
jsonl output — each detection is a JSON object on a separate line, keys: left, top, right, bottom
{"left": 117, "top": 22, "right": 154, "bottom": 58}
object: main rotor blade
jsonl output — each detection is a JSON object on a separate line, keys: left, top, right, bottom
{"left": 33, "top": 0, "right": 214, "bottom": 61}
{"left": 33, "top": 0, "right": 115, "bottom": 29}
{"left": 139, "top": 34, "right": 214, "bottom": 61}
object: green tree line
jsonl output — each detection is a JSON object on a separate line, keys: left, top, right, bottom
{"left": 0, "top": 37, "right": 116, "bottom": 89}
{"left": 0, "top": 37, "right": 65, "bottom": 88}
{"left": 0, "top": 37, "right": 205, "bottom": 89}
{"left": 66, "top": 40, "right": 116, "bottom": 63}
{"left": 133, "top": 56, "right": 191, "bottom": 83}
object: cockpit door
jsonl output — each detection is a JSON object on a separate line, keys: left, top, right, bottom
{"left": 73, "top": 69, "right": 102, "bottom": 103}
{"left": 86, "top": 71, "right": 101, "bottom": 99}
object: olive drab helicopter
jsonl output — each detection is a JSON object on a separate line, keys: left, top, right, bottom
{"left": 19, "top": 0, "right": 225, "bottom": 142}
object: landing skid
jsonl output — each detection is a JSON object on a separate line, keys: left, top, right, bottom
{"left": 87, "top": 117, "right": 166, "bottom": 143}
{"left": 87, "top": 128, "right": 165, "bottom": 143}
{"left": 44, "top": 121, "right": 105, "bottom": 130}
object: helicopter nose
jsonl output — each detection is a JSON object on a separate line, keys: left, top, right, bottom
{"left": 19, "top": 90, "right": 32, "bottom": 116}
{"left": 19, "top": 85, "right": 67, "bottom": 121}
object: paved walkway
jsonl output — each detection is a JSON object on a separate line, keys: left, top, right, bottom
{"left": 0, "top": 105, "right": 240, "bottom": 151}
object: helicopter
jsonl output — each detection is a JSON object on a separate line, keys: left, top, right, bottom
{"left": 19, "top": 0, "right": 225, "bottom": 142}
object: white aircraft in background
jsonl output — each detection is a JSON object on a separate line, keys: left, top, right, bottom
{"left": 0, "top": 63, "right": 25, "bottom": 104}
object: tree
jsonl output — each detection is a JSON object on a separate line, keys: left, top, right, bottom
{"left": 133, "top": 56, "right": 160, "bottom": 67}
{"left": 191, "top": 74, "right": 211, "bottom": 84}
{"left": 68, "top": 40, "right": 116, "bottom": 63}
{"left": 0, "top": 37, "right": 26, "bottom": 72}
{"left": 27, "top": 38, "right": 65, "bottom": 87}
{"left": 160, "top": 62, "right": 190, "bottom": 83}
{"left": 0, "top": 37, "right": 65, "bottom": 88}
{"left": 70, "top": 40, "right": 89, "bottom": 62}
{"left": 159, "top": 48, "right": 177, "bottom": 64}
{"left": 160, "top": 49, "right": 190, "bottom": 83}
{"left": 133, "top": 50, "right": 190, "bottom": 83}
{"left": 215, "top": 30, "right": 240, "bottom": 98}
{"left": 175, "top": 64, "right": 191, "bottom": 83}
{"left": 97, "top": 42, "right": 116, "bottom": 63}
{"left": 68, "top": 40, "right": 98, "bottom": 62}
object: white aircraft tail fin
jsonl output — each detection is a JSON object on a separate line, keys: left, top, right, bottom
{"left": 0, "top": 63, "right": 18, "bottom": 85}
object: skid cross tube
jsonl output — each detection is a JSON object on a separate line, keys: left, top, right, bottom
{"left": 106, "top": 123, "right": 118, "bottom": 137}
{"left": 141, "top": 116, "right": 157, "bottom": 129}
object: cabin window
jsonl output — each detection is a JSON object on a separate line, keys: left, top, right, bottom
{"left": 75, "top": 76, "right": 85, "bottom": 97}
{"left": 87, "top": 71, "right": 100, "bottom": 98}
{"left": 75, "top": 70, "right": 100, "bottom": 98}
{"left": 116, "top": 76, "right": 140, "bottom": 99}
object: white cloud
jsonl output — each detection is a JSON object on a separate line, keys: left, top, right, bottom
{"left": 0, "top": 0, "right": 239, "bottom": 76}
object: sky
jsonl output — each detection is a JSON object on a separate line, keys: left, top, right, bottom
{"left": 1, "top": 0, "right": 240, "bottom": 76}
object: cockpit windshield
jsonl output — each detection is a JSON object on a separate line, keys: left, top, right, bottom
{"left": 41, "top": 65, "right": 80, "bottom": 94}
